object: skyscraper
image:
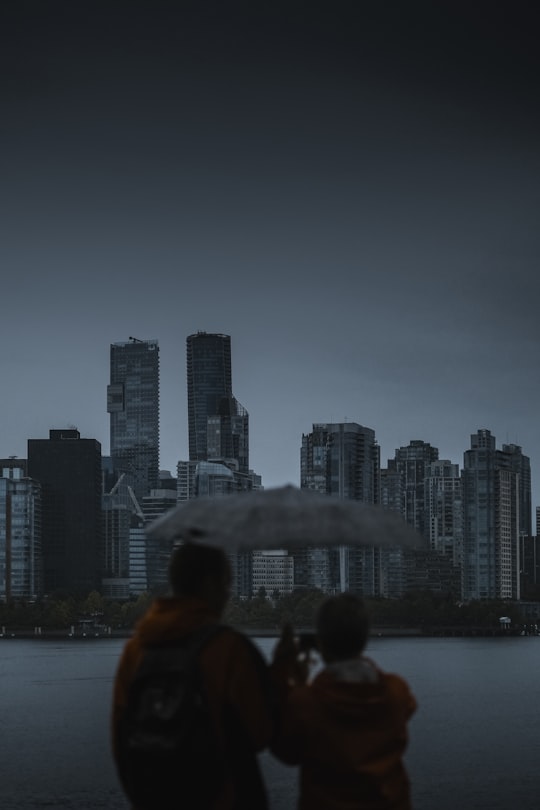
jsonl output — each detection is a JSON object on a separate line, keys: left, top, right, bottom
{"left": 107, "top": 338, "right": 160, "bottom": 502}
{"left": 183, "top": 332, "right": 258, "bottom": 599}
{"left": 186, "top": 332, "right": 248, "bottom": 472}
{"left": 27, "top": 429, "right": 102, "bottom": 595}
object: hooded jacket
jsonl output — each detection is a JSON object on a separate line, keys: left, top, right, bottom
{"left": 111, "top": 596, "right": 273, "bottom": 809}
{"left": 270, "top": 656, "right": 417, "bottom": 810}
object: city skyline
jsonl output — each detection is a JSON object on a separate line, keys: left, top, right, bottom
{"left": 4, "top": 334, "right": 537, "bottom": 516}
{"left": 2, "top": 3, "right": 539, "bottom": 508}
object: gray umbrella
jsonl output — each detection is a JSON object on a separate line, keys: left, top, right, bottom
{"left": 146, "top": 484, "right": 424, "bottom": 551}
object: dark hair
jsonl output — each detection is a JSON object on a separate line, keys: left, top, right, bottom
{"left": 168, "top": 542, "right": 230, "bottom": 597}
{"left": 316, "top": 593, "right": 370, "bottom": 660}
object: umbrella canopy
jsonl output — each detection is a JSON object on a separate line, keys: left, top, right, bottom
{"left": 146, "top": 485, "right": 425, "bottom": 551}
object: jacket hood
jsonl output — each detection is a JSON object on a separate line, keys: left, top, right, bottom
{"left": 325, "top": 656, "right": 379, "bottom": 684}
{"left": 133, "top": 596, "right": 220, "bottom": 646}
{"left": 312, "top": 657, "right": 395, "bottom": 723}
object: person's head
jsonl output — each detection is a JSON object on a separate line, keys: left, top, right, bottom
{"left": 168, "top": 542, "right": 231, "bottom": 616}
{"left": 316, "top": 592, "right": 370, "bottom": 663}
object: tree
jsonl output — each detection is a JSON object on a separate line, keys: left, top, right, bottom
{"left": 81, "top": 590, "right": 104, "bottom": 616}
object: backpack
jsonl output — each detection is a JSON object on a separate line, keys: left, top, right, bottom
{"left": 118, "top": 623, "right": 226, "bottom": 810}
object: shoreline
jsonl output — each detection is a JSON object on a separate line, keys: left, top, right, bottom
{"left": 0, "top": 625, "right": 532, "bottom": 640}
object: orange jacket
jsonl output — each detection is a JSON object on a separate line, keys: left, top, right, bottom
{"left": 111, "top": 596, "right": 274, "bottom": 809}
{"left": 270, "top": 656, "right": 417, "bottom": 810}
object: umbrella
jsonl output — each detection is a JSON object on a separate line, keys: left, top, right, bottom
{"left": 146, "top": 484, "right": 425, "bottom": 551}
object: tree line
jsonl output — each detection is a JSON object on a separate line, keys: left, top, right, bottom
{"left": 0, "top": 588, "right": 527, "bottom": 633}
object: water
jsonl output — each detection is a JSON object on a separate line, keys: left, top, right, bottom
{"left": 1, "top": 635, "right": 539, "bottom": 809}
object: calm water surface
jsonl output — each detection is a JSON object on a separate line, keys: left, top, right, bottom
{"left": 1, "top": 635, "right": 539, "bottom": 809}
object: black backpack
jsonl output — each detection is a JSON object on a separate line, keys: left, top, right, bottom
{"left": 118, "top": 623, "right": 226, "bottom": 810}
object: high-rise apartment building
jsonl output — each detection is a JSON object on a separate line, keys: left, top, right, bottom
{"left": 27, "top": 429, "right": 102, "bottom": 595}
{"left": 381, "top": 440, "right": 464, "bottom": 598}
{"left": 462, "top": 429, "right": 522, "bottom": 601}
{"left": 300, "top": 422, "right": 380, "bottom": 595}
{"left": 424, "top": 460, "right": 463, "bottom": 565}
{"left": 301, "top": 422, "right": 380, "bottom": 501}
{"left": 389, "top": 440, "right": 439, "bottom": 539}
{"left": 107, "top": 338, "right": 160, "bottom": 502}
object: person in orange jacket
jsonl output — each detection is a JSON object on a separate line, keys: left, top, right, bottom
{"left": 270, "top": 592, "right": 417, "bottom": 810}
{"left": 111, "top": 542, "right": 274, "bottom": 810}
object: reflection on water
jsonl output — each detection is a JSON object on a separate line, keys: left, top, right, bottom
{"left": 1, "top": 636, "right": 540, "bottom": 809}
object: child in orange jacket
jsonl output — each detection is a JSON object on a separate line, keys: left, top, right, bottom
{"left": 270, "top": 593, "right": 417, "bottom": 810}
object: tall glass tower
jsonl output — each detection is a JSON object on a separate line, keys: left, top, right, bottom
{"left": 107, "top": 338, "right": 160, "bottom": 501}
{"left": 186, "top": 332, "right": 248, "bottom": 472}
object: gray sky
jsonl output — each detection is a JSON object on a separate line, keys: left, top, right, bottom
{"left": 2, "top": 2, "right": 539, "bottom": 510}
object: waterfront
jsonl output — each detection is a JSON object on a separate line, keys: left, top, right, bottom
{"left": 1, "top": 636, "right": 540, "bottom": 809}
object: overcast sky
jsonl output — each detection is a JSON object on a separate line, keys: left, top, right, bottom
{"left": 2, "top": 2, "right": 539, "bottom": 511}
